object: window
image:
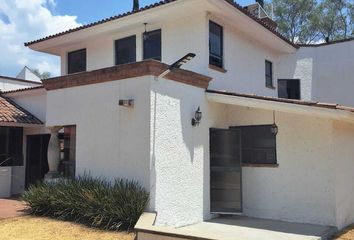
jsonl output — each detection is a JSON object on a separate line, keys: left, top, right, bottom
{"left": 68, "top": 49, "right": 86, "bottom": 74}
{"left": 278, "top": 79, "right": 301, "bottom": 100}
{"left": 265, "top": 60, "right": 273, "bottom": 88}
{"left": 232, "top": 125, "right": 277, "bottom": 165}
{"left": 209, "top": 21, "right": 223, "bottom": 68}
{"left": 143, "top": 29, "right": 161, "bottom": 61}
{"left": 0, "top": 127, "right": 23, "bottom": 167}
{"left": 115, "top": 35, "right": 136, "bottom": 65}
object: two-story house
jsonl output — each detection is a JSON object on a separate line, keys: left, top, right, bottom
{"left": 1, "top": 1, "right": 354, "bottom": 238}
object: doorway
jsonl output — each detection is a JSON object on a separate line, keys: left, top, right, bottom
{"left": 25, "top": 134, "right": 50, "bottom": 187}
{"left": 210, "top": 128, "right": 242, "bottom": 214}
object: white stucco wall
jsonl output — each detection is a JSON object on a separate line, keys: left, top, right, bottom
{"left": 149, "top": 78, "right": 207, "bottom": 227}
{"left": 46, "top": 77, "right": 152, "bottom": 191}
{"left": 332, "top": 121, "right": 354, "bottom": 229}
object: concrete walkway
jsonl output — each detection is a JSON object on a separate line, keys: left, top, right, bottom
{"left": 135, "top": 213, "right": 338, "bottom": 240}
{"left": 0, "top": 198, "right": 27, "bottom": 219}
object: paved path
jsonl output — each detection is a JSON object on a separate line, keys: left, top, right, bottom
{"left": 0, "top": 198, "right": 27, "bottom": 219}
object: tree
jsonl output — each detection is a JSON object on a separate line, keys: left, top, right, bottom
{"left": 315, "top": 0, "right": 353, "bottom": 41}
{"left": 133, "top": 0, "right": 139, "bottom": 12}
{"left": 32, "top": 69, "right": 51, "bottom": 79}
{"left": 269, "top": 0, "right": 319, "bottom": 44}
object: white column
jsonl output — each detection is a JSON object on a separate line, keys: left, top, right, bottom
{"left": 45, "top": 126, "right": 62, "bottom": 179}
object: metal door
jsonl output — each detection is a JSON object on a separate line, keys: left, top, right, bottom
{"left": 210, "top": 128, "right": 242, "bottom": 214}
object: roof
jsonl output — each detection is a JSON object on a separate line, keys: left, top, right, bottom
{"left": 42, "top": 60, "right": 212, "bottom": 91}
{"left": 0, "top": 75, "right": 43, "bottom": 85}
{"left": 2, "top": 86, "right": 44, "bottom": 94}
{"left": 24, "top": 0, "right": 297, "bottom": 48}
{"left": 298, "top": 37, "right": 354, "bottom": 47}
{"left": 206, "top": 90, "right": 354, "bottom": 114}
{"left": 0, "top": 95, "right": 43, "bottom": 125}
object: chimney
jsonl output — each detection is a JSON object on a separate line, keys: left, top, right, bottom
{"left": 256, "top": 0, "right": 264, "bottom": 8}
{"left": 133, "top": 0, "right": 139, "bottom": 12}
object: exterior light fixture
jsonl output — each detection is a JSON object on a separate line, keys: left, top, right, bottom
{"left": 157, "top": 53, "right": 196, "bottom": 80}
{"left": 271, "top": 111, "right": 278, "bottom": 136}
{"left": 192, "top": 107, "right": 202, "bottom": 126}
{"left": 143, "top": 23, "right": 149, "bottom": 40}
{"left": 170, "top": 53, "right": 196, "bottom": 69}
{"left": 119, "top": 99, "right": 134, "bottom": 108}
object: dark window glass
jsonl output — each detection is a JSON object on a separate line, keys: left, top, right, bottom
{"left": 265, "top": 60, "right": 273, "bottom": 87}
{"left": 143, "top": 29, "right": 161, "bottom": 61}
{"left": 278, "top": 79, "right": 301, "bottom": 100}
{"left": 209, "top": 21, "right": 223, "bottom": 68}
{"left": 115, "top": 35, "right": 136, "bottom": 65}
{"left": 0, "top": 127, "right": 23, "bottom": 167}
{"left": 232, "top": 125, "right": 277, "bottom": 165}
{"left": 68, "top": 49, "right": 86, "bottom": 74}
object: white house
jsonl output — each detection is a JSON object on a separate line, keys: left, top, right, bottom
{"left": 1, "top": 0, "right": 354, "bottom": 239}
{"left": 0, "top": 66, "right": 42, "bottom": 92}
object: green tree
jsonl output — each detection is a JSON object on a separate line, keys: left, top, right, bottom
{"left": 32, "top": 69, "right": 51, "bottom": 79}
{"left": 269, "top": 0, "right": 319, "bottom": 44}
{"left": 315, "top": 0, "right": 353, "bottom": 41}
{"left": 133, "top": 0, "right": 139, "bottom": 11}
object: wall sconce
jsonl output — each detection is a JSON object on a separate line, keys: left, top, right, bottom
{"left": 271, "top": 111, "right": 278, "bottom": 136}
{"left": 119, "top": 99, "right": 134, "bottom": 108}
{"left": 192, "top": 107, "right": 202, "bottom": 127}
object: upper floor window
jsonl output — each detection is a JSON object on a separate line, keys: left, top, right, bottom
{"left": 115, "top": 35, "right": 136, "bottom": 65}
{"left": 143, "top": 29, "right": 161, "bottom": 61}
{"left": 209, "top": 21, "right": 223, "bottom": 68}
{"left": 265, "top": 60, "right": 273, "bottom": 88}
{"left": 68, "top": 49, "right": 86, "bottom": 74}
{"left": 0, "top": 127, "right": 23, "bottom": 167}
{"left": 278, "top": 79, "right": 301, "bottom": 100}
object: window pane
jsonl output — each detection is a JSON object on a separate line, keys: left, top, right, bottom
{"left": 115, "top": 35, "right": 136, "bottom": 65}
{"left": 68, "top": 49, "right": 86, "bottom": 74}
{"left": 209, "top": 21, "right": 223, "bottom": 68}
{"left": 265, "top": 61, "right": 273, "bottom": 87}
{"left": 0, "top": 127, "right": 23, "bottom": 166}
{"left": 278, "top": 79, "right": 301, "bottom": 100}
{"left": 232, "top": 125, "right": 277, "bottom": 165}
{"left": 143, "top": 30, "right": 161, "bottom": 61}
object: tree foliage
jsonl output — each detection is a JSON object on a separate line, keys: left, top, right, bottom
{"left": 32, "top": 69, "right": 51, "bottom": 79}
{"left": 265, "top": 0, "right": 354, "bottom": 44}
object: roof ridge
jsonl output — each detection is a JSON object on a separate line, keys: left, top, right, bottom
{"left": 24, "top": 0, "right": 297, "bottom": 49}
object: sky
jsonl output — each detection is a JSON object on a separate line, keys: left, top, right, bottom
{"left": 0, "top": 0, "right": 255, "bottom": 77}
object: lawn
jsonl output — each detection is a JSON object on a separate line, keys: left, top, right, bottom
{"left": 0, "top": 216, "right": 135, "bottom": 240}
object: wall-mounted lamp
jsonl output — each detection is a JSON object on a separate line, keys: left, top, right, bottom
{"left": 143, "top": 23, "right": 149, "bottom": 40}
{"left": 271, "top": 111, "right": 278, "bottom": 136}
{"left": 157, "top": 53, "right": 196, "bottom": 80}
{"left": 192, "top": 107, "right": 202, "bottom": 127}
{"left": 119, "top": 99, "right": 134, "bottom": 108}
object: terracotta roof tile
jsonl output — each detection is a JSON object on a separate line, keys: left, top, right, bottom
{"left": 24, "top": 0, "right": 297, "bottom": 48}
{"left": 0, "top": 95, "right": 43, "bottom": 125}
{"left": 2, "top": 86, "right": 44, "bottom": 94}
{"left": 206, "top": 90, "right": 354, "bottom": 114}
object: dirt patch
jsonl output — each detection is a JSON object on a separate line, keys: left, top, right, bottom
{"left": 333, "top": 224, "right": 354, "bottom": 240}
{"left": 0, "top": 216, "right": 135, "bottom": 240}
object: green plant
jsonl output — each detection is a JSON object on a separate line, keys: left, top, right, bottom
{"left": 21, "top": 175, "right": 149, "bottom": 231}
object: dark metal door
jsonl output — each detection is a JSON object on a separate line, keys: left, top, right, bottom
{"left": 210, "top": 128, "right": 242, "bottom": 214}
{"left": 25, "top": 134, "right": 50, "bottom": 187}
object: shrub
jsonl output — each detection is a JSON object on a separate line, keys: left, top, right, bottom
{"left": 21, "top": 175, "right": 149, "bottom": 231}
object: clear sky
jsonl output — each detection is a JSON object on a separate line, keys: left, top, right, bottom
{"left": 53, "top": 0, "right": 255, "bottom": 24}
{"left": 0, "top": 0, "right": 255, "bottom": 77}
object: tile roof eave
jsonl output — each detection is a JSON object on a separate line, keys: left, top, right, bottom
{"left": 24, "top": 0, "right": 297, "bottom": 49}
{"left": 206, "top": 89, "right": 354, "bottom": 114}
